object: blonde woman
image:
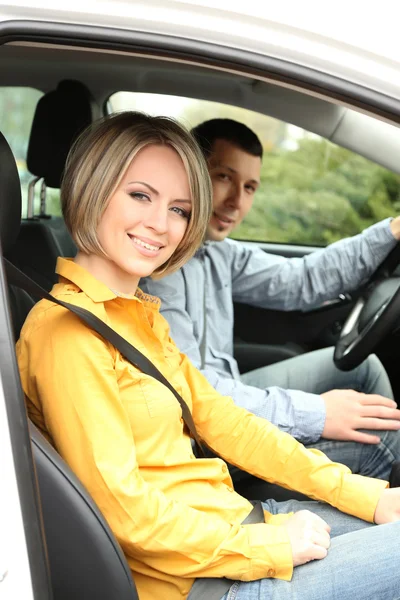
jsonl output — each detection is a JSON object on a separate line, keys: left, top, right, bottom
{"left": 17, "top": 112, "right": 400, "bottom": 600}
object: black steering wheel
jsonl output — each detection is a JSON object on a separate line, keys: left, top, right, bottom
{"left": 334, "top": 242, "right": 400, "bottom": 371}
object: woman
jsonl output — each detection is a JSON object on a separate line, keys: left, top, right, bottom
{"left": 17, "top": 111, "right": 400, "bottom": 600}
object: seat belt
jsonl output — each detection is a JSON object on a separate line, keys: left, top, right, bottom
{"left": 4, "top": 258, "right": 205, "bottom": 456}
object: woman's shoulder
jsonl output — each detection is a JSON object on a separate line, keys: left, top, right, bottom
{"left": 19, "top": 280, "right": 108, "bottom": 342}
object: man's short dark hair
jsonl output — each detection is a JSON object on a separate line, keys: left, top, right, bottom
{"left": 191, "top": 118, "right": 263, "bottom": 160}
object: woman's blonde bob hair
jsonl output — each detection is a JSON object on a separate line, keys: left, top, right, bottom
{"left": 61, "top": 111, "right": 212, "bottom": 278}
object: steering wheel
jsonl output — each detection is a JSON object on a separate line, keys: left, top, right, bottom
{"left": 334, "top": 242, "right": 400, "bottom": 371}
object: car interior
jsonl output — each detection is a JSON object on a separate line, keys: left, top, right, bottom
{"left": 1, "top": 22, "right": 400, "bottom": 599}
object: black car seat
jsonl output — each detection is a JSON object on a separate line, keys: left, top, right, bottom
{"left": 9, "top": 80, "right": 98, "bottom": 290}
{"left": 0, "top": 129, "right": 139, "bottom": 599}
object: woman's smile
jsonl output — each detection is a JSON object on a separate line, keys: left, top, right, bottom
{"left": 127, "top": 233, "right": 165, "bottom": 256}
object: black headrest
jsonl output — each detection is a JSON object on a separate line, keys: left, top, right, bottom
{"left": 27, "top": 80, "right": 94, "bottom": 188}
{"left": 0, "top": 131, "right": 22, "bottom": 255}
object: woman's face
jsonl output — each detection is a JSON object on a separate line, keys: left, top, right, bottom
{"left": 92, "top": 144, "right": 192, "bottom": 293}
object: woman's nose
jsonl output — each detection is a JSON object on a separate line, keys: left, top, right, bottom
{"left": 143, "top": 204, "right": 168, "bottom": 232}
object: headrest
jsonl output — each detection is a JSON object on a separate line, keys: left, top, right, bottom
{"left": 0, "top": 131, "right": 22, "bottom": 255}
{"left": 27, "top": 80, "right": 95, "bottom": 189}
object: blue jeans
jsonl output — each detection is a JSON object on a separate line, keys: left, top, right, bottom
{"left": 241, "top": 347, "right": 393, "bottom": 402}
{"left": 221, "top": 499, "right": 400, "bottom": 600}
{"left": 235, "top": 349, "right": 398, "bottom": 500}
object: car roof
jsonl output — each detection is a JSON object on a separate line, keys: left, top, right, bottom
{"left": 0, "top": 1, "right": 398, "bottom": 176}
{"left": 0, "top": 0, "right": 399, "bottom": 100}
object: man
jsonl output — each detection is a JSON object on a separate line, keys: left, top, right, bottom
{"left": 141, "top": 118, "right": 400, "bottom": 498}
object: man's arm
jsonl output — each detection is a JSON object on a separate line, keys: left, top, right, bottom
{"left": 231, "top": 218, "right": 398, "bottom": 311}
{"left": 141, "top": 270, "right": 326, "bottom": 444}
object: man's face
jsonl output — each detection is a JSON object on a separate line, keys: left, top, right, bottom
{"left": 206, "top": 138, "right": 261, "bottom": 241}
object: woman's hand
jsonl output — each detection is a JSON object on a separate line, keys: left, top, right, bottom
{"left": 374, "top": 488, "right": 400, "bottom": 524}
{"left": 283, "top": 510, "right": 331, "bottom": 566}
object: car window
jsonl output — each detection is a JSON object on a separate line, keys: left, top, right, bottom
{"left": 109, "top": 91, "right": 400, "bottom": 246}
{"left": 0, "top": 87, "right": 61, "bottom": 219}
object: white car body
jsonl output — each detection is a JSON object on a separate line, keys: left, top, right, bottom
{"left": 0, "top": 0, "right": 399, "bottom": 100}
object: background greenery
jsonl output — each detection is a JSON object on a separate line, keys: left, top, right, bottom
{"left": 235, "top": 138, "right": 400, "bottom": 245}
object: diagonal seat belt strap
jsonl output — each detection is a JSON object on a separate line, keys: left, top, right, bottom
{"left": 4, "top": 258, "right": 205, "bottom": 456}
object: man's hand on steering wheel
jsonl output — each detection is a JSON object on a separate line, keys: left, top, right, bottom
{"left": 390, "top": 216, "right": 400, "bottom": 240}
{"left": 334, "top": 218, "right": 400, "bottom": 371}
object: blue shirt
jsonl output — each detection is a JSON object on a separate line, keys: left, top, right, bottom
{"left": 141, "top": 219, "right": 397, "bottom": 444}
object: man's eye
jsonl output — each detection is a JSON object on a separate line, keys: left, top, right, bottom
{"left": 245, "top": 185, "right": 256, "bottom": 194}
{"left": 129, "top": 191, "right": 150, "bottom": 201}
{"left": 217, "top": 173, "right": 230, "bottom": 182}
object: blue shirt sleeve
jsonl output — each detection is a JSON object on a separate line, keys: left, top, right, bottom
{"left": 230, "top": 218, "right": 397, "bottom": 311}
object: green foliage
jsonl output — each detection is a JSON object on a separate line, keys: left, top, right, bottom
{"left": 233, "top": 137, "right": 400, "bottom": 245}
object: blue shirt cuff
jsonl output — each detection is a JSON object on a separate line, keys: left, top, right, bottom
{"left": 286, "top": 390, "right": 326, "bottom": 444}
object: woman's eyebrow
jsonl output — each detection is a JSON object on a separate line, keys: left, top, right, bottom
{"left": 128, "top": 181, "right": 191, "bottom": 203}
{"left": 128, "top": 181, "right": 159, "bottom": 195}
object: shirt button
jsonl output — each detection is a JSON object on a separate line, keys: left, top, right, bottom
{"left": 267, "top": 569, "right": 276, "bottom": 577}
{"left": 222, "top": 465, "right": 228, "bottom": 473}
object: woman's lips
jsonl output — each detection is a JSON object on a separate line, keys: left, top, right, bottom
{"left": 128, "top": 234, "right": 164, "bottom": 256}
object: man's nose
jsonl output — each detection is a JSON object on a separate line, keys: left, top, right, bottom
{"left": 225, "top": 185, "right": 243, "bottom": 208}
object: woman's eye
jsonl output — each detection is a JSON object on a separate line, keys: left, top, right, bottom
{"left": 129, "top": 191, "right": 150, "bottom": 201}
{"left": 170, "top": 206, "right": 191, "bottom": 219}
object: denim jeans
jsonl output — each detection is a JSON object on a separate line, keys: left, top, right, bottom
{"left": 235, "top": 349, "right": 398, "bottom": 500}
{"left": 240, "top": 347, "right": 393, "bottom": 402}
{"left": 220, "top": 499, "right": 400, "bottom": 600}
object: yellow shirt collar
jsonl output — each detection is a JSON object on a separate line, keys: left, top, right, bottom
{"left": 55, "top": 257, "right": 161, "bottom": 308}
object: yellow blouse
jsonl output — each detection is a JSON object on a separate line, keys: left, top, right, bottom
{"left": 16, "top": 258, "right": 388, "bottom": 600}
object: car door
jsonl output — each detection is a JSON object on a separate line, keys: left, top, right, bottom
{"left": 0, "top": 257, "right": 52, "bottom": 600}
